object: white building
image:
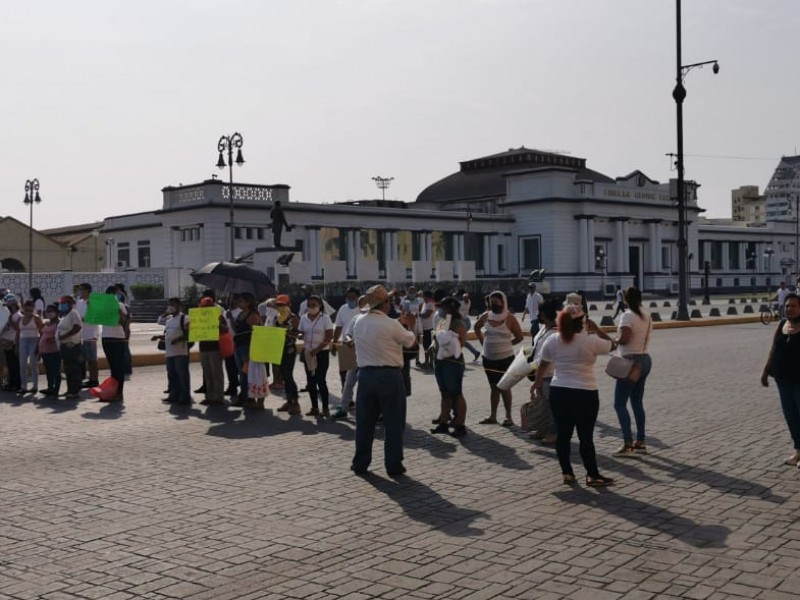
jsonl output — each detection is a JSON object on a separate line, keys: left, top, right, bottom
{"left": 95, "top": 147, "right": 799, "bottom": 296}
{"left": 765, "top": 155, "right": 800, "bottom": 222}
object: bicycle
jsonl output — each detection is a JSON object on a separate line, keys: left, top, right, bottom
{"left": 760, "top": 303, "right": 780, "bottom": 325}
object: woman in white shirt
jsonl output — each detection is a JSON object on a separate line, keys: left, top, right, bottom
{"left": 612, "top": 286, "right": 653, "bottom": 456}
{"left": 297, "top": 295, "right": 334, "bottom": 417}
{"left": 532, "top": 304, "right": 616, "bottom": 486}
{"left": 17, "top": 300, "right": 43, "bottom": 393}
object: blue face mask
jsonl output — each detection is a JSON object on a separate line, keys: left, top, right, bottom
{"left": 116, "top": 293, "right": 124, "bottom": 302}
{"left": 58, "top": 303, "right": 70, "bottom": 314}
{"left": 347, "top": 300, "right": 357, "bottom": 309}
{"left": 437, "top": 308, "right": 446, "bottom": 318}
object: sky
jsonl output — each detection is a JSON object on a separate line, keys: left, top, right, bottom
{"left": 2, "top": 0, "right": 799, "bottom": 230}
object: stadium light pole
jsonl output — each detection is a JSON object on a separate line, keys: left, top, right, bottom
{"left": 372, "top": 176, "right": 393, "bottom": 201}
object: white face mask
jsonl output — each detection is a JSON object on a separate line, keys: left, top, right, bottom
{"left": 167, "top": 306, "right": 177, "bottom": 314}
{"left": 308, "top": 307, "right": 320, "bottom": 316}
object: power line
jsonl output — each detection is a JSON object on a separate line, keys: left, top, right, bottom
{"left": 683, "top": 153, "right": 781, "bottom": 161}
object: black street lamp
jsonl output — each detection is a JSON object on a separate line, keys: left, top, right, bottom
{"left": 747, "top": 249, "right": 757, "bottom": 294}
{"left": 23, "top": 179, "right": 41, "bottom": 291}
{"left": 764, "top": 246, "right": 774, "bottom": 292}
{"left": 672, "top": 0, "right": 719, "bottom": 321}
{"left": 595, "top": 247, "right": 608, "bottom": 296}
{"left": 217, "top": 133, "right": 245, "bottom": 261}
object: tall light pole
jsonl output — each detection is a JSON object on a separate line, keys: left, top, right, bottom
{"left": 372, "top": 176, "right": 394, "bottom": 201}
{"left": 217, "top": 133, "right": 245, "bottom": 261}
{"left": 672, "top": 0, "right": 719, "bottom": 321}
{"left": 92, "top": 229, "right": 100, "bottom": 271}
{"left": 23, "top": 179, "right": 41, "bottom": 291}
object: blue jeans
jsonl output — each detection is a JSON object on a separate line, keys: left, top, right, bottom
{"left": 353, "top": 367, "right": 407, "bottom": 473}
{"left": 777, "top": 380, "right": 800, "bottom": 450}
{"left": 167, "top": 355, "right": 191, "bottom": 404}
{"left": 613, "top": 354, "right": 653, "bottom": 443}
{"left": 19, "top": 337, "right": 39, "bottom": 390}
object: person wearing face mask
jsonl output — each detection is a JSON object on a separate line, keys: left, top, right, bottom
{"left": 762, "top": 293, "right": 800, "bottom": 467}
{"left": 56, "top": 295, "right": 84, "bottom": 399}
{"left": 17, "top": 300, "right": 43, "bottom": 394}
{"left": 231, "top": 293, "right": 262, "bottom": 407}
{"left": 474, "top": 290, "right": 524, "bottom": 427}
{"left": 39, "top": 304, "right": 61, "bottom": 397}
{"left": 430, "top": 297, "right": 468, "bottom": 437}
{"left": 157, "top": 298, "right": 192, "bottom": 406}
{"left": 274, "top": 295, "right": 302, "bottom": 415}
{"left": 0, "top": 295, "right": 22, "bottom": 392}
{"left": 297, "top": 295, "right": 334, "bottom": 417}
{"left": 114, "top": 284, "right": 133, "bottom": 380}
{"left": 332, "top": 287, "right": 361, "bottom": 390}
{"left": 76, "top": 283, "right": 100, "bottom": 388}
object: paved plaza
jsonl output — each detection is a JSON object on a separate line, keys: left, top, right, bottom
{"left": 2, "top": 322, "right": 799, "bottom": 599}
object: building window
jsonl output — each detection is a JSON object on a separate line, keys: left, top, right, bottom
{"left": 137, "top": 241, "right": 151, "bottom": 268}
{"left": 728, "top": 242, "right": 740, "bottom": 269}
{"left": 234, "top": 227, "right": 243, "bottom": 240}
{"left": 181, "top": 227, "right": 201, "bottom": 242}
{"left": 257, "top": 228, "right": 264, "bottom": 240}
{"left": 519, "top": 236, "right": 541, "bottom": 271}
{"left": 117, "top": 242, "right": 130, "bottom": 268}
{"left": 497, "top": 243, "right": 505, "bottom": 272}
{"left": 710, "top": 241, "right": 723, "bottom": 270}
{"left": 661, "top": 245, "right": 671, "bottom": 270}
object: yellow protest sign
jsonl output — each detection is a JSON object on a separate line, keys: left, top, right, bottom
{"left": 250, "top": 326, "right": 285, "bottom": 365}
{"left": 188, "top": 307, "right": 221, "bottom": 342}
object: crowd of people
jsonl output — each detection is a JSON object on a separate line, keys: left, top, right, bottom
{"left": 0, "top": 280, "right": 663, "bottom": 485}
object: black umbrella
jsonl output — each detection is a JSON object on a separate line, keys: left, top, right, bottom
{"left": 191, "top": 261, "right": 276, "bottom": 298}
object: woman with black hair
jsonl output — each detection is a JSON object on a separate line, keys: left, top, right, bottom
{"left": 528, "top": 298, "right": 561, "bottom": 444}
{"left": 430, "top": 297, "right": 468, "bottom": 437}
{"left": 612, "top": 286, "right": 653, "bottom": 456}
{"left": 532, "top": 304, "right": 616, "bottom": 486}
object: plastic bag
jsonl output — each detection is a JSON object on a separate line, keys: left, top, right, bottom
{"left": 497, "top": 347, "right": 536, "bottom": 391}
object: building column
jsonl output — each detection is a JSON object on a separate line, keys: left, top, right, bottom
{"left": 621, "top": 220, "right": 630, "bottom": 272}
{"left": 648, "top": 221, "right": 660, "bottom": 272}
{"left": 613, "top": 220, "right": 625, "bottom": 272}
{"left": 306, "top": 227, "right": 321, "bottom": 277}
{"left": 346, "top": 229, "right": 358, "bottom": 278}
{"left": 483, "top": 234, "right": 492, "bottom": 274}
{"left": 578, "top": 218, "right": 589, "bottom": 272}
{"left": 424, "top": 231, "right": 432, "bottom": 262}
{"left": 390, "top": 231, "right": 399, "bottom": 261}
{"left": 739, "top": 243, "right": 747, "bottom": 272}
{"left": 586, "top": 218, "right": 596, "bottom": 272}
{"left": 721, "top": 242, "right": 730, "bottom": 272}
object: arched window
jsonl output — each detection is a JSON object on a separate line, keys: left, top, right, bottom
{"left": 0, "top": 258, "right": 25, "bottom": 272}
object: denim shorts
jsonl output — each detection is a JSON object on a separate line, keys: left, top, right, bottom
{"left": 81, "top": 340, "right": 98, "bottom": 362}
{"left": 434, "top": 358, "right": 465, "bottom": 396}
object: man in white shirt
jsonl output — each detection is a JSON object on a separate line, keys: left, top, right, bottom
{"left": 777, "top": 282, "right": 792, "bottom": 318}
{"left": 157, "top": 297, "right": 191, "bottom": 405}
{"left": 351, "top": 285, "right": 417, "bottom": 477}
{"left": 76, "top": 283, "right": 100, "bottom": 388}
{"left": 56, "top": 295, "right": 83, "bottom": 399}
{"left": 332, "top": 287, "right": 361, "bottom": 389}
{"left": 522, "top": 283, "right": 544, "bottom": 336}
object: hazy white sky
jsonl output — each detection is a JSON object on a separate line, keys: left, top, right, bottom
{"left": 2, "top": 0, "right": 798, "bottom": 229}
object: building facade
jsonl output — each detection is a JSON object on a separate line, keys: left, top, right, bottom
{"left": 732, "top": 185, "right": 766, "bottom": 224}
{"left": 765, "top": 155, "right": 800, "bottom": 222}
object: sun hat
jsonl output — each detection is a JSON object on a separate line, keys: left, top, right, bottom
{"left": 365, "top": 284, "right": 390, "bottom": 310}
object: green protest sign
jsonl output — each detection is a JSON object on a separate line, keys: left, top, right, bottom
{"left": 250, "top": 326, "right": 285, "bottom": 365}
{"left": 188, "top": 307, "right": 221, "bottom": 342}
{"left": 83, "top": 293, "right": 121, "bottom": 326}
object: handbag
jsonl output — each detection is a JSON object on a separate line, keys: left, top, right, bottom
{"left": 219, "top": 331, "right": 234, "bottom": 358}
{"left": 605, "top": 316, "right": 651, "bottom": 382}
{"left": 156, "top": 338, "right": 166, "bottom": 351}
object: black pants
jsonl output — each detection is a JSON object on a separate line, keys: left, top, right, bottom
{"left": 548, "top": 386, "right": 600, "bottom": 478}
{"left": 60, "top": 343, "right": 84, "bottom": 394}
{"left": 4, "top": 348, "right": 20, "bottom": 390}
{"left": 279, "top": 349, "right": 299, "bottom": 400}
{"left": 224, "top": 354, "right": 239, "bottom": 392}
{"left": 304, "top": 350, "right": 330, "bottom": 410}
{"left": 102, "top": 338, "right": 127, "bottom": 397}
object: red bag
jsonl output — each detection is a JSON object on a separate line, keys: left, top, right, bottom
{"left": 219, "top": 331, "right": 234, "bottom": 359}
{"left": 89, "top": 376, "right": 119, "bottom": 400}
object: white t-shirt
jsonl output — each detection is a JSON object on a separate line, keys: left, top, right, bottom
{"left": 532, "top": 326, "right": 558, "bottom": 379}
{"left": 615, "top": 289, "right": 624, "bottom": 304}
{"left": 160, "top": 313, "right": 189, "bottom": 357}
{"left": 299, "top": 298, "right": 335, "bottom": 316}
{"left": 76, "top": 298, "right": 99, "bottom": 341}
{"left": 101, "top": 303, "right": 128, "bottom": 339}
{"left": 334, "top": 303, "right": 361, "bottom": 330}
{"left": 57, "top": 309, "right": 82, "bottom": 346}
{"left": 541, "top": 331, "right": 613, "bottom": 391}
{"left": 353, "top": 311, "right": 417, "bottom": 368}
{"left": 459, "top": 299, "right": 471, "bottom": 319}
{"left": 618, "top": 311, "right": 652, "bottom": 356}
{"left": 525, "top": 292, "right": 544, "bottom": 316}
{"left": 298, "top": 313, "right": 333, "bottom": 351}
{"left": 343, "top": 311, "right": 365, "bottom": 340}
{"left": 401, "top": 297, "right": 421, "bottom": 316}
{"left": 33, "top": 298, "right": 45, "bottom": 315}
{"left": 777, "top": 287, "right": 792, "bottom": 307}
{"left": 419, "top": 301, "right": 435, "bottom": 330}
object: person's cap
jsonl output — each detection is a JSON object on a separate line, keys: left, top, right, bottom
{"left": 561, "top": 304, "right": 584, "bottom": 319}
{"left": 199, "top": 297, "right": 215, "bottom": 307}
{"left": 276, "top": 294, "right": 290, "bottom": 305}
{"left": 365, "top": 284, "right": 390, "bottom": 310}
{"left": 3, "top": 293, "right": 18, "bottom": 304}
{"left": 59, "top": 295, "right": 75, "bottom": 304}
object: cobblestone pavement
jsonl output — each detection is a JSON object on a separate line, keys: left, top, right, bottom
{"left": 2, "top": 322, "right": 799, "bottom": 600}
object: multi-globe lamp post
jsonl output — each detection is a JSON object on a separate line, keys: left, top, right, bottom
{"left": 216, "top": 133, "right": 245, "bottom": 261}
{"left": 23, "top": 179, "right": 41, "bottom": 290}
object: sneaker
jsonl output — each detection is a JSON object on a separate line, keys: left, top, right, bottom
{"left": 633, "top": 441, "right": 648, "bottom": 455}
{"left": 614, "top": 444, "right": 636, "bottom": 457}
{"left": 331, "top": 408, "right": 348, "bottom": 420}
{"left": 82, "top": 380, "right": 100, "bottom": 389}
{"left": 287, "top": 403, "right": 302, "bottom": 415}
{"left": 276, "top": 401, "right": 290, "bottom": 412}
{"left": 786, "top": 453, "right": 800, "bottom": 466}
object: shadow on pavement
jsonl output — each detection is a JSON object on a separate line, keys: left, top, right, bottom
{"left": 553, "top": 487, "right": 730, "bottom": 548}
{"left": 405, "top": 424, "right": 458, "bottom": 459}
{"left": 646, "top": 454, "right": 786, "bottom": 503}
{"left": 34, "top": 395, "right": 82, "bottom": 413}
{"left": 362, "top": 473, "right": 486, "bottom": 538}
{"left": 454, "top": 427, "right": 533, "bottom": 470}
{"left": 594, "top": 420, "right": 669, "bottom": 449}
{"left": 81, "top": 400, "right": 125, "bottom": 420}
{"left": 203, "top": 407, "right": 355, "bottom": 441}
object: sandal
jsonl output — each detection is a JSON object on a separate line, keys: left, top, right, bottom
{"left": 562, "top": 474, "right": 576, "bottom": 485}
{"left": 479, "top": 417, "right": 498, "bottom": 425}
{"left": 430, "top": 423, "right": 450, "bottom": 434}
{"left": 501, "top": 419, "right": 514, "bottom": 427}
{"left": 585, "top": 475, "right": 614, "bottom": 487}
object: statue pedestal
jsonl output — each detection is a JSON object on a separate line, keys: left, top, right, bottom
{"left": 253, "top": 243, "right": 306, "bottom": 285}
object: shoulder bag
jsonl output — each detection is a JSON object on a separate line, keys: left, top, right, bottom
{"left": 605, "top": 316, "right": 651, "bottom": 382}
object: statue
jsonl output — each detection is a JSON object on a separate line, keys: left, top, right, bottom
{"left": 269, "top": 200, "right": 292, "bottom": 248}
